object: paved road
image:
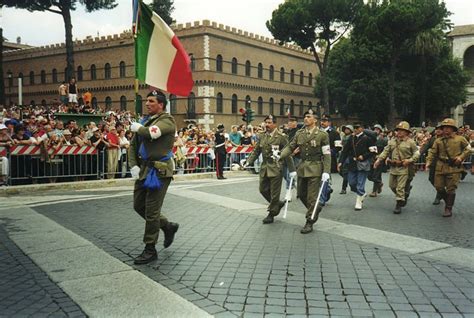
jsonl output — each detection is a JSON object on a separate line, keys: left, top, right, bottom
{"left": 1, "top": 173, "right": 465, "bottom": 317}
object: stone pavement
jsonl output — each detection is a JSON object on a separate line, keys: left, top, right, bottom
{"left": 1, "top": 173, "right": 474, "bottom": 317}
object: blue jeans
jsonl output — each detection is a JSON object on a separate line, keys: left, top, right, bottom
{"left": 348, "top": 170, "right": 368, "bottom": 196}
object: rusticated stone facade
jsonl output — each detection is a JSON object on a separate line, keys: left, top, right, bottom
{"left": 3, "top": 20, "right": 319, "bottom": 129}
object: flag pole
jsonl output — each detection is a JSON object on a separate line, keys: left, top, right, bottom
{"left": 133, "top": 0, "right": 140, "bottom": 117}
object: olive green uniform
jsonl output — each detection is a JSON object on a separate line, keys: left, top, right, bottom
{"left": 280, "top": 127, "right": 331, "bottom": 222}
{"left": 377, "top": 138, "right": 420, "bottom": 202}
{"left": 426, "top": 135, "right": 471, "bottom": 194}
{"left": 247, "top": 129, "right": 295, "bottom": 216}
{"left": 129, "top": 112, "right": 176, "bottom": 245}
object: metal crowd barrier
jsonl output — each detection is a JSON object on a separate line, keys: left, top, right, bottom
{"left": 0, "top": 145, "right": 257, "bottom": 186}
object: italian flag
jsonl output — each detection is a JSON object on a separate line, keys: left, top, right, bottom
{"left": 134, "top": 0, "right": 193, "bottom": 96}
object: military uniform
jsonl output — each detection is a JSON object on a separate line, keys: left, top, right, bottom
{"left": 281, "top": 126, "right": 331, "bottom": 230}
{"left": 247, "top": 128, "right": 295, "bottom": 223}
{"left": 376, "top": 122, "right": 419, "bottom": 213}
{"left": 426, "top": 118, "right": 471, "bottom": 217}
{"left": 129, "top": 110, "right": 178, "bottom": 263}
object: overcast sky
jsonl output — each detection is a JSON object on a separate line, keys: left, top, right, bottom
{"left": 1, "top": 0, "right": 474, "bottom": 46}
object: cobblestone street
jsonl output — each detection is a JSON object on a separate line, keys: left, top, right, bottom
{"left": 1, "top": 173, "right": 473, "bottom": 317}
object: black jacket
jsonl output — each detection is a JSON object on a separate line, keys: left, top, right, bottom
{"left": 339, "top": 133, "right": 374, "bottom": 170}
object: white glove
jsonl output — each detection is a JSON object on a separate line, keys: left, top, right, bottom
{"left": 130, "top": 165, "right": 140, "bottom": 179}
{"left": 321, "top": 172, "right": 330, "bottom": 182}
{"left": 289, "top": 171, "right": 297, "bottom": 179}
{"left": 130, "top": 122, "right": 143, "bottom": 132}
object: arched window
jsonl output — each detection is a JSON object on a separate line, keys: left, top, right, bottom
{"left": 308, "top": 73, "right": 313, "bottom": 86}
{"left": 300, "top": 71, "right": 304, "bottom": 85}
{"left": 18, "top": 72, "right": 24, "bottom": 82}
{"left": 257, "top": 63, "right": 263, "bottom": 79}
{"left": 245, "top": 95, "right": 251, "bottom": 109}
{"left": 231, "top": 94, "right": 238, "bottom": 114}
{"left": 90, "top": 65, "right": 97, "bottom": 80}
{"left": 279, "top": 99, "right": 285, "bottom": 115}
{"left": 119, "top": 61, "right": 126, "bottom": 78}
{"left": 7, "top": 71, "right": 13, "bottom": 87}
{"left": 52, "top": 69, "right": 57, "bottom": 83}
{"left": 29, "top": 71, "right": 35, "bottom": 85}
{"left": 92, "top": 97, "right": 98, "bottom": 109}
{"left": 30, "top": 100, "right": 35, "bottom": 106}
{"left": 245, "top": 60, "right": 251, "bottom": 77}
{"left": 290, "top": 69, "right": 295, "bottom": 83}
{"left": 464, "top": 46, "right": 474, "bottom": 84}
{"left": 257, "top": 96, "right": 263, "bottom": 115}
{"left": 299, "top": 101, "right": 304, "bottom": 116}
{"left": 290, "top": 100, "right": 294, "bottom": 116}
{"left": 105, "top": 96, "right": 112, "bottom": 109}
{"left": 269, "top": 65, "right": 274, "bottom": 80}
{"left": 169, "top": 94, "right": 177, "bottom": 114}
{"left": 269, "top": 98, "right": 274, "bottom": 114}
{"left": 40, "top": 70, "right": 46, "bottom": 84}
{"left": 189, "top": 55, "right": 195, "bottom": 71}
{"left": 216, "top": 55, "right": 223, "bottom": 72}
{"left": 120, "top": 95, "right": 127, "bottom": 111}
{"left": 280, "top": 67, "right": 285, "bottom": 82}
{"left": 308, "top": 101, "right": 313, "bottom": 110}
{"left": 231, "top": 58, "right": 238, "bottom": 74}
{"left": 105, "top": 63, "right": 111, "bottom": 79}
{"left": 187, "top": 92, "right": 196, "bottom": 118}
{"left": 77, "top": 66, "right": 83, "bottom": 81}
{"left": 136, "top": 95, "right": 143, "bottom": 113}
{"left": 216, "top": 92, "right": 223, "bottom": 113}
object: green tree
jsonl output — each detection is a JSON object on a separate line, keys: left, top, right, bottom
{"left": 149, "top": 0, "right": 174, "bottom": 26}
{"left": 266, "top": 0, "right": 363, "bottom": 111}
{"left": 354, "top": 0, "right": 448, "bottom": 124}
{"left": 0, "top": 0, "right": 117, "bottom": 81}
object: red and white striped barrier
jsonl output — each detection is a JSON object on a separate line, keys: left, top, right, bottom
{"left": 226, "top": 146, "right": 254, "bottom": 154}
{"left": 2, "top": 145, "right": 97, "bottom": 156}
{"left": 173, "top": 146, "right": 255, "bottom": 155}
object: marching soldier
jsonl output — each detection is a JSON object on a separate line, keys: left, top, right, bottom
{"left": 374, "top": 121, "right": 420, "bottom": 214}
{"left": 280, "top": 109, "right": 331, "bottom": 234}
{"left": 420, "top": 124, "right": 444, "bottom": 205}
{"left": 246, "top": 115, "right": 296, "bottom": 224}
{"left": 426, "top": 118, "right": 471, "bottom": 217}
{"left": 214, "top": 124, "right": 227, "bottom": 179}
{"left": 129, "top": 90, "right": 179, "bottom": 264}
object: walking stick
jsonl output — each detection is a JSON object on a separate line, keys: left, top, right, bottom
{"left": 310, "top": 179, "right": 327, "bottom": 220}
{"left": 282, "top": 175, "right": 295, "bottom": 219}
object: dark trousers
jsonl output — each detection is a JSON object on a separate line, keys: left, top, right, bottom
{"left": 216, "top": 152, "right": 226, "bottom": 177}
{"left": 133, "top": 177, "right": 171, "bottom": 245}
{"left": 260, "top": 175, "right": 283, "bottom": 216}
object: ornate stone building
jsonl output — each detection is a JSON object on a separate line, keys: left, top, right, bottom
{"left": 449, "top": 24, "right": 474, "bottom": 127}
{"left": 3, "top": 20, "right": 318, "bottom": 130}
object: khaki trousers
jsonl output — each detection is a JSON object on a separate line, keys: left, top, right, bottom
{"left": 133, "top": 178, "right": 171, "bottom": 245}
{"left": 298, "top": 176, "right": 321, "bottom": 221}
{"left": 259, "top": 175, "right": 283, "bottom": 216}
{"left": 389, "top": 174, "right": 408, "bottom": 201}
{"left": 107, "top": 148, "right": 119, "bottom": 179}
{"left": 434, "top": 173, "right": 460, "bottom": 194}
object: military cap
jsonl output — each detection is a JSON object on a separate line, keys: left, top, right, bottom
{"left": 342, "top": 125, "right": 354, "bottom": 132}
{"left": 288, "top": 116, "right": 297, "bottom": 122}
{"left": 217, "top": 123, "right": 224, "bottom": 130}
{"left": 394, "top": 121, "right": 411, "bottom": 133}
{"left": 321, "top": 114, "right": 331, "bottom": 121}
{"left": 439, "top": 118, "right": 458, "bottom": 131}
{"left": 264, "top": 114, "right": 277, "bottom": 123}
{"left": 147, "top": 90, "right": 167, "bottom": 104}
{"left": 303, "top": 108, "right": 318, "bottom": 118}
{"left": 353, "top": 122, "right": 362, "bottom": 128}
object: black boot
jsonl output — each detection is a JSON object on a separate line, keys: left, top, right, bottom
{"left": 393, "top": 201, "right": 403, "bottom": 214}
{"left": 432, "top": 192, "right": 442, "bottom": 205}
{"left": 377, "top": 182, "right": 383, "bottom": 194}
{"left": 163, "top": 222, "right": 179, "bottom": 248}
{"left": 262, "top": 213, "right": 274, "bottom": 224}
{"left": 134, "top": 244, "right": 157, "bottom": 265}
{"left": 300, "top": 221, "right": 313, "bottom": 234}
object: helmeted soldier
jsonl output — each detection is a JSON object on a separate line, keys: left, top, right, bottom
{"left": 129, "top": 90, "right": 179, "bottom": 264}
{"left": 420, "top": 123, "right": 444, "bottom": 205}
{"left": 246, "top": 115, "right": 296, "bottom": 224}
{"left": 374, "top": 121, "right": 420, "bottom": 214}
{"left": 280, "top": 109, "right": 331, "bottom": 234}
{"left": 426, "top": 118, "right": 472, "bottom": 217}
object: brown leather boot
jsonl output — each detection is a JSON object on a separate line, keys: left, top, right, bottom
{"left": 300, "top": 221, "right": 313, "bottom": 234}
{"left": 443, "top": 193, "right": 455, "bottom": 217}
{"left": 134, "top": 244, "right": 157, "bottom": 265}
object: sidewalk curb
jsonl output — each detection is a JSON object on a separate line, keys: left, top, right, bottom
{"left": 0, "top": 171, "right": 253, "bottom": 197}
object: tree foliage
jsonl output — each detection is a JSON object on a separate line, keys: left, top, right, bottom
{"left": 149, "top": 0, "right": 174, "bottom": 26}
{"left": 266, "top": 0, "right": 363, "bottom": 110}
{"left": 0, "top": 0, "right": 118, "bottom": 81}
